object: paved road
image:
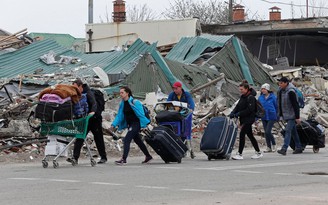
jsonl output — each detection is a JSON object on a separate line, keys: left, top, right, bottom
{"left": 1, "top": 148, "right": 328, "bottom": 205}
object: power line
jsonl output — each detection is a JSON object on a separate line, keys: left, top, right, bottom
{"left": 259, "top": 0, "right": 328, "bottom": 10}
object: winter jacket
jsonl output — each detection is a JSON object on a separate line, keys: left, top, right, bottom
{"left": 167, "top": 89, "right": 195, "bottom": 110}
{"left": 258, "top": 92, "right": 278, "bottom": 121}
{"left": 82, "top": 84, "right": 97, "bottom": 114}
{"left": 111, "top": 96, "right": 150, "bottom": 131}
{"left": 277, "top": 83, "right": 300, "bottom": 120}
{"left": 231, "top": 88, "right": 257, "bottom": 125}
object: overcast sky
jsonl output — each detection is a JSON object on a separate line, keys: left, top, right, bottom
{"left": 1, "top": 0, "right": 326, "bottom": 38}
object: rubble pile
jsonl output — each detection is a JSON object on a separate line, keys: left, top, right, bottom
{"left": 0, "top": 32, "right": 327, "bottom": 163}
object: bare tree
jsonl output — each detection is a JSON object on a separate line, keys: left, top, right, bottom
{"left": 163, "top": 0, "right": 230, "bottom": 24}
{"left": 127, "top": 4, "right": 158, "bottom": 22}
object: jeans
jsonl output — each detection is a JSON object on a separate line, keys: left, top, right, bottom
{"left": 122, "top": 122, "right": 151, "bottom": 161}
{"left": 282, "top": 119, "right": 302, "bottom": 150}
{"left": 262, "top": 120, "right": 276, "bottom": 148}
{"left": 238, "top": 123, "right": 260, "bottom": 154}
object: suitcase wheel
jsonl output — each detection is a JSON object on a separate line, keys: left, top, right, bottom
{"left": 165, "top": 161, "right": 170, "bottom": 164}
{"left": 207, "top": 156, "right": 212, "bottom": 161}
{"left": 313, "top": 147, "right": 320, "bottom": 153}
{"left": 177, "top": 159, "right": 182, "bottom": 163}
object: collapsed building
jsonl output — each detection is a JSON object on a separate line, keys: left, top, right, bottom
{"left": 0, "top": 27, "right": 327, "bottom": 160}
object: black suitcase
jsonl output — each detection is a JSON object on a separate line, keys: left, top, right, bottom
{"left": 35, "top": 101, "right": 74, "bottom": 122}
{"left": 145, "top": 126, "right": 188, "bottom": 164}
{"left": 289, "top": 120, "right": 325, "bottom": 153}
{"left": 200, "top": 117, "right": 238, "bottom": 160}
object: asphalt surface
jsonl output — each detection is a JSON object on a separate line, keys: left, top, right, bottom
{"left": 1, "top": 147, "right": 328, "bottom": 205}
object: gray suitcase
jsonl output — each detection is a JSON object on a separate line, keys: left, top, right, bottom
{"left": 200, "top": 117, "right": 237, "bottom": 160}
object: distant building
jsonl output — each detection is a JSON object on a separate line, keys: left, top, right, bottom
{"left": 202, "top": 6, "right": 328, "bottom": 67}
{"left": 85, "top": 18, "right": 201, "bottom": 53}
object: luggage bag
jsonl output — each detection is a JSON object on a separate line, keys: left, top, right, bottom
{"left": 289, "top": 120, "right": 325, "bottom": 153}
{"left": 145, "top": 126, "right": 188, "bottom": 163}
{"left": 200, "top": 117, "right": 238, "bottom": 160}
{"left": 35, "top": 101, "right": 74, "bottom": 122}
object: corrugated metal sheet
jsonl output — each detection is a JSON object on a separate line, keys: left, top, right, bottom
{"left": 123, "top": 53, "right": 221, "bottom": 98}
{"left": 0, "top": 39, "right": 121, "bottom": 79}
{"left": 166, "top": 34, "right": 233, "bottom": 64}
{"left": 103, "top": 38, "right": 157, "bottom": 75}
{"left": 28, "top": 33, "right": 84, "bottom": 49}
{"left": 205, "top": 39, "right": 277, "bottom": 90}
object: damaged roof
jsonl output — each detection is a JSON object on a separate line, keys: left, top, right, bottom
{"left": 28, "top": 33, "right": 84, "bottom": 49}
{"left": 103, "top": 38, "right": 157, "bottom": 75}
{"left": 166, "top": 34, "right": 277, "bottom": 90}
{"left": 123, "top": 53, "right": 221, "bottom": 98}
{"left": 0, "top": 38, "right": 121, "bottom": 79}
{"left": 166, "top": 34, "right": 233, "bottom": 64}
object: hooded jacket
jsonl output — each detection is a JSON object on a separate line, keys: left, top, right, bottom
{"left": 111, "top": 96, "right": 150, "bottom": 131}
{"left": 232, "top": 88, "right": 257, "bottom": 124}
{"left": 258, "top": 92, "right": 278, "bottom": 121}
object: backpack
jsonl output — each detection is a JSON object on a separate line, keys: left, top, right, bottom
{"left": 248, "top": 95, "right": 265, "bottom": 118}
{"left": 293, "top": 88, "right": 305, "bottom": 108}
{"left": 132, "top": 99, "right": 151, "bottom": 121}
{"left": 74, "top": 93, "right": 89, "bottom": 117}
{"left": 255, "top": 99, "right": 265, "bottom": 118}
{"left": 91, "top": 89, "right": 105, "bottom": 115}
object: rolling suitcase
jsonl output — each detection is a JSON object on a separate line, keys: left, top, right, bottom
{"left": 200, "top": 116, "right": 238, "bottom": 160}
{"left": 145, "top": 126, "right": 188, "bottom": 164}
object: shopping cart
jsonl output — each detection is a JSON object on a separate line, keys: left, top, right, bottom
{"left": 40, "top": 115, "right": 96, "bottom": 168}
{"left": 154, "top": 101, "right": 195, "bottom": 159}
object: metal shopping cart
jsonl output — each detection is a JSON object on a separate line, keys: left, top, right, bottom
{"left": 40, "top": 115, "right": 96, "bottom": 168}
{"left": 154, "top": 101, "right": 195, "bottom": 159}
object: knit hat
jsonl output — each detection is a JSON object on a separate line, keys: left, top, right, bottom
{"left": 261, "top": 83, "right": 270, "bottom": 91}
{"left": 172, "top": 81, "right": 182, "bottom": 88}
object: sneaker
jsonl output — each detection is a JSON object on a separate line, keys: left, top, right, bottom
{"left": 97, "top": 158, "right": 107, "bottom": 164}
{"left": 251, "top": 151, "right": 263, "bottom": 159}
{"left": 264, "top": 147, "right": 272, "bottom": 153}
{"left": 272, "top": 145, "right": 276, "bottom": 152}
{"left": 115, "top": 159, "right": 127, "bottom": 165}
{"left": 142, "top": 156, "right": 153, "bottom": 164}
{"left": 232, "top": 153, "right": 243, "bottom": 160}
{"left": 292, "top": 148, "right": 303, "bottom": 154}
{"left": 277, "top": 149, "right": 287, "bottom": 155}
{"left": 66, "top": 157, "right": 78, "bottom": 165}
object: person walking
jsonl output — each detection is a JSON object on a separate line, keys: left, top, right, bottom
{"left": 110, "top": 86, "right": 153, "bottom": 165}
{"left": 70, "top": 78, "right": 107, "bottom": 164}
{"left": 167, "top": 81, "right": 195, "bottom": 142}
{"left": 229, "top": 80, "right": 263, "bottom": 160}
{"left": 258, "top": 83, "right": 278, "bottom": 152}
{"left": 276, "top": 77, "right": 303, "bottom": 155}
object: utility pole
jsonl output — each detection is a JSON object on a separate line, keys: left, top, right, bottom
{"left": 306, "top": 0, "right": 308, "bottom": 18}
{"left": 229, "top": 0, "right": 233, "bottom": 23}
{"left": 88, "top": 0, "right": 93, "bottom": 24}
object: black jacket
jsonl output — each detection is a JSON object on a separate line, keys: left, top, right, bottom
{"left": 232, "top": 88, "right": 257, "bottom": 125}
{"left": 82, "top": 84, "right": 97, "bottom": 114}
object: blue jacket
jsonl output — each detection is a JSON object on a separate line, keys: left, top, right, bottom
{"left": 167, "top": 90, "right": 195, "bottom": 110}
{"left": 111, "top": 96, "right": 150, "bottom": 131}
{"left": 258, "top": 92, "right": 278, "bottom": 121}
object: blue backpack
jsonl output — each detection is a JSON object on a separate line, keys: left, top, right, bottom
{"left": 74, "top": 93, "right": 89, "bottom": 117}
{"left": 293, "top": 88, "right": 305, "bottom": 108}
{"left": 132, "top": 99, "right": 150, "bottom": 121}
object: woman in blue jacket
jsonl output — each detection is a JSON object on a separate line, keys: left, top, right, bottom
{"left": 110, "top": 86, "right": 153, "bottom": 165}
{"left": 258, "top": 83, "right": 278, "bottom": 152}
